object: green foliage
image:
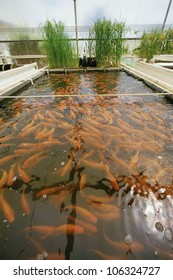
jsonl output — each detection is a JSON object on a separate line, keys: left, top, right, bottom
{"left": 9, "top": 33, "right": 42, "bottom": 55}
{"left": 134, "top": 28, "right": 173, "bottom": 62}
{"left": 91, "top": 18, "right": 127, "bottom": 67}
{"left": 42, "top": 20, "right": 78, "bottom": 68}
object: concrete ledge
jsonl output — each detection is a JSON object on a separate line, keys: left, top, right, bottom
{"left": 0, "top": 63, "right": 47, "bottom": 98}
{"left": 153, "top": 55, "right": 173, "bottom": 62}
{"left": 48, "top": 67, "right": 120, "bottom": 74}
{"left": 121, "top": 63, "right": 173, "bottom": 99}
{"left": 135, "top": 61, "right": 173, "bottom": 86}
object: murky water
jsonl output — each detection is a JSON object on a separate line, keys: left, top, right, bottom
{"left": 0, "top": 71, "right": 173, "bottom": 260}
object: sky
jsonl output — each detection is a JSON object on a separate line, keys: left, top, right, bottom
{"left": 0, "top": 0, "right": 173, "bottom": 27}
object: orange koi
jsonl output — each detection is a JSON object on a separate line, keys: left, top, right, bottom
{"left": 0, "top": 191, "right": 15, "bottom": 223}
{"left": 89, "top": 201, "right": 119, "bottom": 214}
{"left": 92, "top": 210, "right": 120, "bottom": 221}
{"left": 85, "top": 194, "right": 115, "bottom": 203}
{"left": 79, "top": 173, "right": 87, "bottom": 193}
{"left": 19, "top": 224, "right": 84, "bottom": 240}
{"left": 17, "top": 162, "right": 30, "bottom": 183}
{"left": 49, "top": 190, "right": 70, "bottom": 206}
{"left": 35, "top": 186, "right": 60, "bottom": 199}
{"left": 19, "top": 124, "right": 40, "bottom": 137}
{"left": 69, "top": 216, "right": 97, "bottom": 234}
{"left": 0, "top": 154, "right": 21, "bottom": 166}
{"left": 6, "top": 163, "right": 17, "bottom": 186}
{"left": 21, "top": 188, "right": 30, "bottom": 215}
{"left": 104, "top": 163, "right": 119, "bottom": 190}
{"left": 14, "top": 148, "right": 39, "bottom": 155}
{"left": 0, "top": 169, "right": 8, "bottom": 189}
{"left": 59, "top": 158, "right": 74, "bottom": 177}
{"left": 18, "top": 143, "right": 41, "bottom": 148}
{"left": 45, "top": 110, "right": 57, "bottom": 122}
{"left": 0, "top": 134, "right": 15, "bottom": 143}
{"left": 80, "top": 159, "right": 105, "bottom": 171}
{"left": 21, "top": 120, "right": 35, "bottom": 132}
{"left": 129, "top": 150, "right": 140, "bottom": 170}
{"left": 41, "top": 139, "right": 62, "bottom": 146}
{"left": 104, "top": 232, "right": 144, "bottom": 252}
{"left": 0, "top": 143, "right": 15, "bottom": 148}
{"left": 35, "top": 127, "right": 49, "bottom": 139}
{"left": 45, "top": 252, "right": 65, "bottom": 260}
{"left": 90, "top": 249, "right": 125, "bottom": 260}
{"left": 85, "top": 137, "right": 106, "bottom": 150}
{"left": 51, "top": 111, "right": 64, "bottom": 119}
{"left": 58, "top": 122, "right": 73, "bottom": 130}
{"left": 22, "top": 151, "right": 47, "bottom": 169}
{"left": 42, "top": 127, "right": 55, "bottom": 139}
{"left": 66, "top": 205, "right": 97, "bottom": 224}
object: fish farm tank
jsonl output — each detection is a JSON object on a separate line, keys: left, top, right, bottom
{"left": 0, "top": 70, "right": 173, "bottom": 260}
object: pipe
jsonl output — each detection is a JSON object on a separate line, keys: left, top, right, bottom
{"left": 73, "top": 0, "right": 79, "bottom": 58}
{"left": 162, "top": 0, "right": 172, "bottom": 31}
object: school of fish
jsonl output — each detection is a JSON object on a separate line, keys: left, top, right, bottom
{"left": 0, "top": 71, "right": 173, "bottom": 260}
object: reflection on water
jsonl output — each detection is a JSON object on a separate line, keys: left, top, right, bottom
{"left": 0, "top": 71, "right": 173, "bottom": 260}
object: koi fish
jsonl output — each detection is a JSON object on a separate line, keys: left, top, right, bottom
{"left": 35, "top": 127, "right": 49, "bottom": 140}
{"left": 129, "top": 150, "right": 140, "bottom": 170}
{"left": 22, "top": 151, "right": 47, "bottom": 169}
{"left": 19, "top": 124, "right": 40, "bottom": 137}
{"left": 103, "top": 232, "right": 144, "bottom": 252}
{"left": 0, "top": 191, "right": 15, "bottom": 223}
{"left": 0, "top": 154, "right": 21, "bottom": 166}
{"left": 19, "top": 224, "right": 84, "bottom": 240}
{"left": 89, "top": 201, "right": 119, "bottom": 214}
{"left": 144, "top": 127, "right": 168, "bottom": 141}
{"left": 0, "top": 143, "right": 15, "bottom": 148}
{"left": 21, "top": 120, "right": 35, "bottom": 132}
{"left": 90, "top": 249, "right": 125, "bottom": 260}
{"left": 0, "top": 134, "right": 15, "bottom": 143}
{"left": 18, "top": 143, "right": 41, "bottom": 148}
{"left": 35, "top": 186, "right": 60, "bottom": 199}
{"left": 79, "top": 173, "right": 87, "bottom": 194}
{"left": 85, "top": 137, "right": 106, "bottom": 150}
{"left": 59, "top": 158, "right": 74, "bottom": 177}
{"left": 66, "top": 205, "right": 97, "bottom": 224}
{"left": 69, "top": 216, "right": 97, "bottom": 234}
{"left": 51, "top": 111, "right": 64, "bottom": 119}
{"left": 104, "top": 163, "right": 119, "bottom": 190}
{"left": 80, "top": 159, "right": 105, "bottom": 171}
{"left": 110, "top": 152, "right": 130, "bottom": 176}
{"left": 21, "top": 188, "right": 30, "bottom": 215}
{"left": 80, "top": 150, "right": 94, "bottom": 161}
{"left": 7, "top": 163, "right": 17, "bottom": 187}
{"left": 45, "top": 252, "right": 65, "bottom": 260}
{"left": 41, "top": 139, "right": 62, "bottom": 146}
{"left": 45, "top": 110, "right": 57, "bottom": 122}
{"left": 41, "top": 127, "right": 55, "bottom": 139}
{"left": 17, "top": 162, "right": 30, "bottom": 183}
{"left": 0, "top": 169, "right": 8, "bottom": 189}
{"left": 14, "top": 148, "right": 40, "bottom": 155}
{"left": 58, "top": 122, "right": 73, "bottom": 130}
{"left": 85, "top": 194, "right": 115, "bottom": 203}
{"left": 50, "top": 190, "right": 70, "bottom": 206}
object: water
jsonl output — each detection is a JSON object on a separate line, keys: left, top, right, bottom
{"left": 0, "top": 71, "right": 173, "bottom": 260}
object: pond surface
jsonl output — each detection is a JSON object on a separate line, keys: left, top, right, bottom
{"left": 0, "top": 71, "right": 173, "bottom": 260}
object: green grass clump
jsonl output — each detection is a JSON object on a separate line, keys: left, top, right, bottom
{"left": 134, "top": 28, "right": 173, "bottom": 62}
{"left": 91, "top": 18, "right": 127, "bottom": 67}
{"left": 42, "top": 20, "right": 78, "bottom": 68}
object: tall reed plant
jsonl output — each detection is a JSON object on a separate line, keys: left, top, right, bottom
{"left": 42, "top": 20, "right": 78, "bottom": 68}
{"left": 92, "top": 18, "right": 127, "bottom": 67}
{"left": 134, "top": 28, "right": 173, "bottom": 62}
